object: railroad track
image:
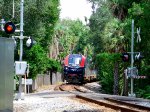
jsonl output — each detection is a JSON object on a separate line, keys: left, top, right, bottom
{"left": 57, "top": 84, "right": 150, "bottom": 112}
{"left": 76, "top": 95, "right": 150, "bottom": 112}
{"left": 105, "top": 98, "right": 150, "bottom": 111}
{"left": 58, "top": 83, "right": 92, "bottom": 93}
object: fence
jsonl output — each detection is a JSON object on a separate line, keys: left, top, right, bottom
{"left": 32, "top": 72, "right": 63, "bottom": 91}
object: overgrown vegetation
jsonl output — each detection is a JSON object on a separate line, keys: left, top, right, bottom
{"left": 87, "top": 0, "right": 150, "bottom": 98}
{"left": 0, "top": 0, "right": 61, "bottom": 79}
{"left": 49, "top": 19, "right": 91, "bottom": 60}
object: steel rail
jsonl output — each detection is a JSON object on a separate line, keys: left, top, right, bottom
{"left": 105, "top": 97, "right": 150, "bottom": 111}
{"left": 76, "top": 95, "right": 143, "bottom": 112}
{"left": 58, "top": 84, "right": 149, "bottom": 112}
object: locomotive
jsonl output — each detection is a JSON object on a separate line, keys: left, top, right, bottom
{"left": 63, "top": 54, "right": 86, "bottom": 84}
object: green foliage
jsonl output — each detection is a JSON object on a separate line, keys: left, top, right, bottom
{"left": 24, "top": 0, "right": 60, "bottom": 50}
{"left": 53, "top": 19, "right": 90, "bottom": 59}
{"left": 102, "top": 18, "right": 126, "bottom": 52}
{"left": 0, "top": 0, "right": 60, "bottom": 79}
{"left": 88, "top": 0, "right": 150, "bottom": 98}
{"left": 26, "top": 44, "right": 48, "bottom": 79}
{"left": 26, "top": 44, "right": 62, "bottom": 79}
{"left": 89, "top": 3, "right": 113, "bottom": 53}
{"left": 125, "top": 1, "right": 150, "bottom": 98}
{"left": 128, "top": 3, "right": 143, "bottom": 16}
{"left": 136, "top": 86, "right": 150, "bottom": 99}
{"left": 47, "top": 58, "right": 62, "bottom": 72}
{"left": 96, "top": 53, "right": 121, "bottom": 94}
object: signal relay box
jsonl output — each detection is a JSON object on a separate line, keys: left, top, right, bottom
{"left": 15, "top": 61, "right": 27, "bottom": 75}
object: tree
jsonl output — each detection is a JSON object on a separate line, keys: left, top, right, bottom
{"left": 0, "top": 0, "right": 60, "bottom": 79}
{"left": 87, "top": 0, "right": 150, "bottom": 97}
{"left": 50, "top": 19, "right": 90, "bottom": 60}
{"left": 26, "top": 44, "right": 48, "bottom": 79}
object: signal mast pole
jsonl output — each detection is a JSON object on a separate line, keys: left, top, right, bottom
{"left": 130, "top": 19, "right": 135, "bottom": 97}
{"left": 20, "top": 0, "right": 24, "bottom": 61}
{"left": 18, "top": 0, "right": 24, "bottom": 100}
{"left": 12, "top": 0, "right": 15, "bottom": 18}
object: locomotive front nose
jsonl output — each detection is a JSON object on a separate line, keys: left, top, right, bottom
{"left": 77, "top": 68, "right": 83, "bottom": 72}
{"left": 64, "top": 66, "right": 68, "bottom": 70}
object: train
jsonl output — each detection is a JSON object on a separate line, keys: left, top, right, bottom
{"left": 63, "top": 54, "right": 97, "bottom": 84}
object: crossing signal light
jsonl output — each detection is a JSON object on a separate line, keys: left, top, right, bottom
{"left": 122, "top": 53, "right": 129, "bottom": 62}
{"left": 135, "top": 53, "right": 144, "bottom": 61}
{"left": 4, "top": 22, "right": 16, "bottom": 34}
{"left": 26, "top": 37, "right": 36, "bottom": 48}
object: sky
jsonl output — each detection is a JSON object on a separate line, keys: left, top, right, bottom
{"left": 60, "top": 0, "right": 92, "bottom": 24}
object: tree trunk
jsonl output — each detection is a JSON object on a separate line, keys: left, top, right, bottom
{"left": 50, "top": 70, "right": 53, "bottom": 85}
{"left": 113, "top": 62, "right": 119, "bottom": 95}
{"left": 56, "top": 38, "right": 59, "bottom": 59}
{"left": 113, "top": 47, "right": 119, "bottom": 95}
{"left": 123, "top": 69, "right": 128, "bottom": 96}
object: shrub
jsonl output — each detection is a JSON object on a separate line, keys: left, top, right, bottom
{"left": 96, "top": 53, "right": 121, "bottom": 94}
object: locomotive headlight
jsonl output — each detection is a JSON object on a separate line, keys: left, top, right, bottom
{"left": 65, "top": 67, "right": 68, "bottom": 70}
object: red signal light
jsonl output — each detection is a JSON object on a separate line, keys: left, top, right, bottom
{"left": 122, "top": 53, "right": 129, "bottom": 62}
{"left": 4, "top": 22, "right": 16, "bottom": 34}
{"left": 6, "top": 25, "right": 13, "bottom": 32}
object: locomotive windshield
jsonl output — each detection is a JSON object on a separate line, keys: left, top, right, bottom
{"left": 68, "top": 55, "right": 81, "bottom": 67}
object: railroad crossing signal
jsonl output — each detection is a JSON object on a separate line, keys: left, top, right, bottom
{"left": 124, "top": 68, "right": 146, "bottom": 79}
{"left": 122, "top": 53, "right": 129, "bottom": 62}
{"left": 127, "top": 67, "right": 138, "bottom": 77}
{"left": 135, "top": 52, "right": 144, "bottom": 61}
{"left": 122, "top": 52, "right": 144, "bottom": 62}
{"left": 136, "top": 27, "right": 141, "bottom": 43}
{"left": 4, "top": 22, "right": 16, "bottom": 34}
{"left": 26, "top": 37, "right": 36, "bottom": 48}
{"left": 131, "top": 75, "right": 146, "bottom": 79}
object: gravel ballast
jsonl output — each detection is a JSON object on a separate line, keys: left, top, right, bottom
{"left": 13, "top": 95, "right": 116, "bottom": 112}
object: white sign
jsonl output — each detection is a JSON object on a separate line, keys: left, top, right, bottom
{"left": 137, "top": 27, "right": 141, "bottom": 43}
{"left": 22, "top": 78, "right": 32, "bottom": 85}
